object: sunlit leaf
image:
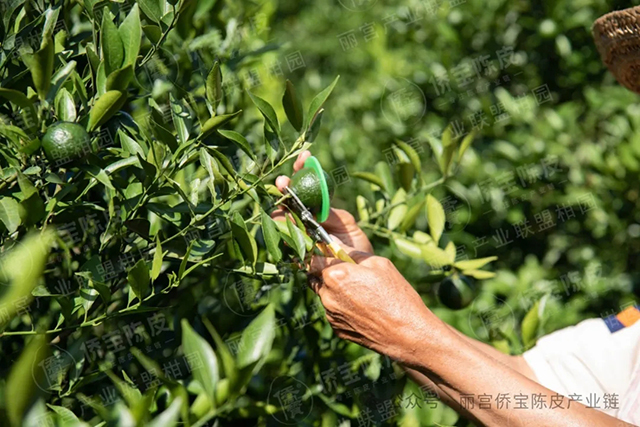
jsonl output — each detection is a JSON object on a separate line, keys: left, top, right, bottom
{"left": 181, "top": 320, "right": 219, "bottom": 405}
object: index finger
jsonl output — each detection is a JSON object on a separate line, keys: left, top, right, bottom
{"left": 293, "top": 150, "right": 312, "bottom": 172}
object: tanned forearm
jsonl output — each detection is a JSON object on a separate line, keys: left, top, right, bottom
{"left": 389, "top": 310, "right": 633, "bottom": 427}
{"left": 399, "top": 324, "right": 538, "bottom": 415}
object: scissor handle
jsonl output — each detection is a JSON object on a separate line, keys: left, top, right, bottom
{"left": 317, "top": 241, "right": 356, "bottom": 264}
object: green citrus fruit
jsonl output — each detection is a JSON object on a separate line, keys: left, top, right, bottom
{"left": 289, "top": 166, "right": 335, "bottom": 213}
{"left": 42, "top": 122, "right": 91, "bottom": 165}
{"left": 437, "top": 274, "right": 476, "bottom": 310}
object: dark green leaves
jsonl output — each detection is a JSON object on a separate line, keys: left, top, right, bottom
{"left": 218, "top": 129, "right": 254, "bottom": 159}
{"left": 261, "top": 212, "right": 282, "bottom": 262}
{"left": 247, "top": 91, "right": 280, "bottom": 135}
{"left": 286, "top": 217, "right": 306, "bottom": 260}
{"left": 181, "top": 320, "right": 219, "bottom": 405}
{"left": 0, "top": 231, "right": 54, "bottom": 330}
{"left": 118, "top": 4, "right": 141, "bottom": 67}
{"left": 282, "top": 80, "right": 303, "bottom": 131}
{"left": 22, "top": 37, "right": 54, "bottom": 101}
{"left": 237, "top": 305, "right": 276, "bottom": 368}
{"left": 138, "top": 0, "right": 164, "bottom": 23}
{"left": 0, "top": 197, "right": 21, "bottom": 233}
{"left": 128, "top": 259, "right": 150, "bottom": 300}
{"left": 230, "top": 212, "right": 257, "bottom": 265}
{"left": 200, "top": 111, "right": 242, "bottom": 139}
{"left": 101, "top": 9, "right": 124, "bottom": 76}
{"left": 6, "top": 334, "right": 51, "bottom": 427}
{"left": 304, "top": 75, "right": 339, "bottom": 130}
{"left": 88, "top": 90, "right": 127, "bottom": 131}
{"left": 206, "top": 61, "right": 223, "bottom": 108}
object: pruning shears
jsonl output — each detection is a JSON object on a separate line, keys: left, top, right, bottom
{"left": 285, "top": 185, "right": 356, "bottom": 264}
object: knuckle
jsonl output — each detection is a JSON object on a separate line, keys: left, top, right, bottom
{"left": 325, "top": 265, "right": 348, "bottom": 282}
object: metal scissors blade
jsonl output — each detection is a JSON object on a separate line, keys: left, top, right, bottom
{"left": 284, "top": 186, "right": 355, "bottom": 264}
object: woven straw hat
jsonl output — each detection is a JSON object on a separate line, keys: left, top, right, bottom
{"left": 593, "top": 6, "right": 640, "bottom": 94}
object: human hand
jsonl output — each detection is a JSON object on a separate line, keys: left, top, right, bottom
{"left": 273, "top": 150, "right": 374, "bottom": 254}
{"left": 307, "top": 239, "right": 432, "bottom": 363}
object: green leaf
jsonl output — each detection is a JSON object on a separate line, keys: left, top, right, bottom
{"left": 394, "top": 139, "right": 422, "bottom": 178}
{"left": 202, "top": 318, "right": 236, "bottom": 381}
{"left": 23, "top": 37, "right": 54, "bottom": 101}
{"left": 439, "top": 125, "right": 457, "bottom": 177}
{"left": 178, "top": 241, "right": 193, "bottom": 283}
{"left": 521, "top": 300, "right": 542, "bottom": 349}
{"left": 305, "top": 75, "right": 339, "bottom": 130}
{"left": 218, "top": 129, "right": 254, "bottom": 159}
{"left": 0, "top": 88, "right": 32, "bottom": 108}
{"left": 387, "top": 188, "right": 407, "bottom": 231}
{"left": 261, "top": 212, "right": 282, "bottom": 262}
{"left": 101, "top": 8, "right": 124, "bottom": 76}
{"left": 426, "top": 194, "right": 445, "bottom": 244}
{"left": 0, "top": 231, "right": 55, "bottom": 330}
{"left": 47, "top": 405, "right": 83, "bottom": 425}
{"left": 351, "top": 172, "right": 386, "bottom": 192}
{"left": 170, "top": 94, "right": 190, "bottom": 144}
{"left": 356, "top": 195, "right": 369, "bottom": 222}
{"left": 282, "top": 80, "right": 303, "bottom": 131}
{"left": 55, "top": 88, "right": 77, "bottom": 122}
{"left": 206, "top": 61, "right": 222, "bottom": 108}
{"left": 138, "top": 0, "right": 164, "bottom": 23}
{"left": 306, "top": 108, "right": 323, "bottom": 143}
{"left": 375, "top": 161, "right": 395, "bottom": 195}
{"left": 463, "top": 270, "right": 496, "bottom": 279}
{"left": 444, "top": 241, "right": 456, "bottom": 264}
{"left": 400, "top": 199, "right": 425, "bottom": 232}
{"left": 88, "top": 90, "right": 127, "bottom": 131}
{"left": 420, "top": 245, "right": 451, "bottom": 269}
{"left": 147, "top": 396, "right": 182, "bottom": 427}
{"left": 398, "top": 162, "right": 414, "bottom": 192}
{"left": 151, "top": 236, "right": 164, "bottom": 281}
{"left": 85, "top": 165, "right": 115, "bottom": 191}
{"left": 247, "top": 91, "right": 280, "bottom": 134}
{"left": 128, "top": 259, "right": 150, "bottom": 300}
{"left": 395, "top": 239, "right": 423, "bottom": 259}
{"left": 42, "top": 7, "right": 61, "bottom": 42}
{"left": 205, "top": 147, "right": 236, "bottom": 177}
{"left": 0, "top": 197, "right": 21, "bottom": 233}
{"left": 199, "top": 148, "right": 224, "bottom": 200}
{"left": 118, "top": 4, "right": 141, "bottom": 67}
{"left": 105, "top": 65, "right": 134, "bottom": 92}
{"left": 286, "top": 217, "right": 306, "bottom": 260}
{"left": 230, "top": 212, "right": 257, "bottom": 265}
{"left": 119, "top": 130, "right": 145, "bottom": 157}
{"left": 47, "top": 60, "right": 77, "bottom": 102}
{"left": 200, "top": 111, "right": 242, "bottom": 138}
{"left": 181, "top": 320, "right": 219, "bottom": 405}
{"left": 237, "top": 305, "right": 276, "bottom": 368}
{"left": 457, "top": 131, "right": 475, "bottom": 161}
{"left": 7, "top": 334, "right": 51, "bottom": 427}
{"left": 454, "top": 256, "right": 497, "bottom": 271}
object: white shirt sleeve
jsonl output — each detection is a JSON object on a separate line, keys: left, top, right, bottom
{"left": 523, "top": 317, "right": 640, "bottom": 423}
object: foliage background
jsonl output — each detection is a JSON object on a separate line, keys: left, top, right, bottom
{"left": 0, "top": 0, "right": 639, "bottom": 426}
